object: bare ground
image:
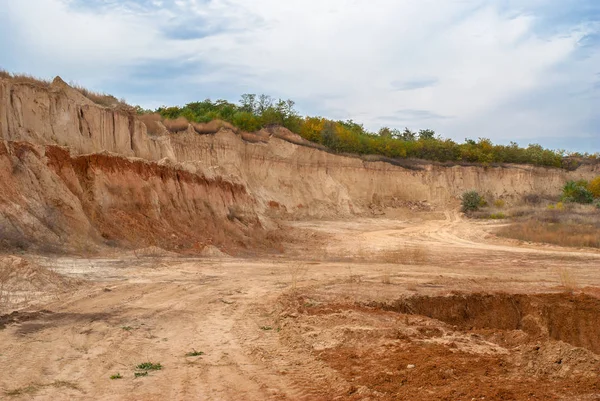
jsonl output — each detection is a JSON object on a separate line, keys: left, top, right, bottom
{"left": 1, "top": 211, "right": 600, "bottom": 400}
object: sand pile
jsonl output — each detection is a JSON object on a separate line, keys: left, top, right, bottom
{"left": 0, "top": 255, "right": 75, "bottom": 293}
{"left": 200, "top": 245, "right": 231, "bottom": 258}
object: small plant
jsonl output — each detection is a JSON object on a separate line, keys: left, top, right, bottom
{"left": 493, "top": 199, "right": 506, "bottom": 208}
{"left": 134, "top": 371, "right": 148, "bottom": 378}
{"left": 381, "top": 269, "right": 392, "bottom": 284}
{"left": 121, "top": 326, "right": 133, "bottom": 331}
{"left": 287, "top": 262, "right": 308, "bottom": 293}
{"left": 185, "top": 350, "right": 204, "bottom": 357}
{"left": 461, "top": 190, "right": 482, "bottom": 212}
{"left": 110, "top": 373, "right": 122, "bottom": 380}
{"left": 595, "top": 200, "right": 600, "bottom": 209}
{"left": 260, "top": 326, "right": 273, "bottom": 331}
{"left": 489, "top": 212, "right": 506, "bottom": 219}
{"left": 558, "top": 268, "right": 578, "bottom": 293}
{"left": 136, "top": 362, "right": 162, "bottom": 371}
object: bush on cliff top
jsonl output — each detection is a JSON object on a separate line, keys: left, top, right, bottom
{"left": 148, "top": 94, "right": 597, "bottom": 169}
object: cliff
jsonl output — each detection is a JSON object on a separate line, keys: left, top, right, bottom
{"left": 0, "top": 76, "right": 597, "bottom": 252}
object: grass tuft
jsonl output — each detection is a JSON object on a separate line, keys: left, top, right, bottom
{"left": 136, "top": 362, "right": 162, "bottom": 371}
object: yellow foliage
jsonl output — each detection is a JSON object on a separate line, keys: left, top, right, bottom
{"left": 588, "top": 176, "right": 600, "bottom": 198}
{"left": 300, "top": 117, "right": 325, "bottom": 143}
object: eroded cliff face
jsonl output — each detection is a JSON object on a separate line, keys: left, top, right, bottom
{"left": 0, "top": 76, "right": 597, "bottom": 251}
{"left": 167, "top": 130, "right": 599, "bottom": 217}
{"left": 0, "top": 141, "right": 261, "bottom": 253}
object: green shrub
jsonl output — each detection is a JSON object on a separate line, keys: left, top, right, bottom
{"left": 490, "top": 212, "right": 506, "bottom": 219}
{"left": 461, "top": 190, "right": 482, "bottom": 212}
{"left": 494, "top": 199, "right": 506, "bottom": 208}
{"left": 562, "top": 181, "right": 593, "bottom": 204}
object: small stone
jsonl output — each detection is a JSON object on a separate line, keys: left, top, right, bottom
{"left": 407, "top": 364, "right": 415, "bottom": 369}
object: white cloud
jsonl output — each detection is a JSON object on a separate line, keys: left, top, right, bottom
{"left": 1, "top": 0, "right": 598, "bottom": 149}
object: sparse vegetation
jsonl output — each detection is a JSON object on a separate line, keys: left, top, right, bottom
{"left": 260, "top": 326, "right": 273, "bottom": 331}
{"left": 5, "top": 381, "right": 81, "bottom": 397}
{"left": 5, "top": 385, "right": 39, "bottom": 396}
{"left": 379, "top": 245, "right": 429, "bottom": 265}
{"left": 136, "top": 362, "right": 162, "bottom": 371}
{"left": 110, "top": 373, "right": 122, "bottom": 380}
{"left": 0, "top": 69, "right": 129, "bottom": 109}
{"left": 134, "top": 371, "right": 148, "bottom": 378}
{"left": 558, "top": 268, "right": 578, "bottom": 293}
{"left": 489, "top": 212, "right": 506, "bottom": 219}
{"left": 287, "top": 262, "right": 308, "bottom": 293}
{"left": 185, "top": 350, "right": 204, "bottom": 357}
{"left": 497, "top": 208, "right": 600, "bottom": 248}
{"left": 121, "top": 326, "right": 133, "bottom": 331}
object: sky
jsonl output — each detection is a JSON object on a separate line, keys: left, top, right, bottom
{"left": 0, "top": 0, "right": 599, "bottom": 152}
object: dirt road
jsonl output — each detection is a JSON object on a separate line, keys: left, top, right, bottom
{"left": 1, "top": 212, "right": 599, "bottom": 400}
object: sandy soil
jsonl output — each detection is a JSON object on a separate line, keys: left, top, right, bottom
{"left": 1, "top": 211, "right": 600, "bottom": 400}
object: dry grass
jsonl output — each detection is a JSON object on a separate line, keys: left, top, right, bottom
{"left": 0, "top": 70, "right": 51, "bottom": 87}
{"left": 498, "top": 220, "right": 600, "bottom": 248}
{"left": 557, "top": 267, "right": 578, "bottom": 293}
{"left": 192, "top": 119, "right": 236, "bottom": 135}
{"left": 70, "top": 83, "right": 130, "bottom": 109}
{"left": 137, "top": 116, "right": 235, "bottom": 137}
{"left": 287, "top": 262, "right": 308, "bottom": 293}
{"left": 380, "top": 245, "right": 429, "bottom": 265}
{"left": 162, "top": 117, "right": 190, "bottom": 132}
{"left": 498, "top": 205, "right": 600, "bottom": 248}
{"left": 138, "top": 113, "right": 164, "bottom": 136}
{"left": 381, "top": 268, "right": 392, "bottom": 284}
{"left": 1, "top": 69, "right": 131, "bottom": 109}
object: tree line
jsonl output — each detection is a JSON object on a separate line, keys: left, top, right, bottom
{"left": 136, "top": 94, "right": 597, "bottom": 168}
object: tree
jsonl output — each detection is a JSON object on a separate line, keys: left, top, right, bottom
{"left": 378, "top": 127, "right": 392, "bottom": 138}
{"left": 418, "top": 129, "right": 436, "bottom": 140}
{"left": 257, "top": 94, "right": 273, "bottom": 114}
{"left": 239, "top": 94, "right": 256, "bottom": 113}
{"left": 321, "top": 121, "right": 340, "bottom": 150}
{"left": 401, "top": 127, "right": 416, "bottom": 141}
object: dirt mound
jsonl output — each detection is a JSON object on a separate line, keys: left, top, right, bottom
{"left": 131, "top": 246, "right": 179, "bottom": 258}
{"left": 0, "top": 255, "right": 75, "bottom": 293}
{"left": 200, "top": 245, "right": 231, "bottom": 258}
